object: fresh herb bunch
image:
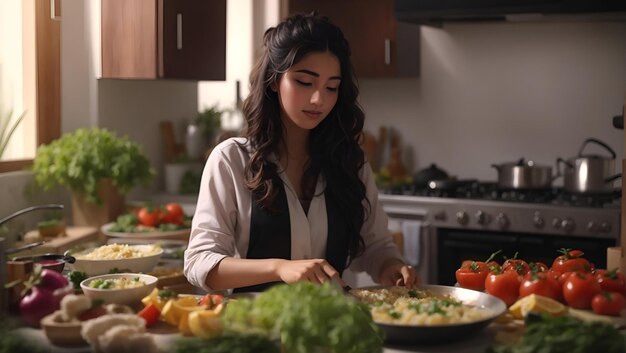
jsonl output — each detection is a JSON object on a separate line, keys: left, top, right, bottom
{"left": 195, "top": 106, "right": 222, "bottom": 140}
{"left": 487, "top": 313, "right": 626, "bottom": 353}
{"left": 31, "top": 128, "right": 155, "bottom": 204}
{"left": 0, "top": 320, "right": 44, "bottom": 353}
{"left": 222, "top": 282, "right": 384, "bottom": 353}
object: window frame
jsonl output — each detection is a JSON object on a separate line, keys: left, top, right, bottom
{"left": 0, "top": 0, "right": 61, "bottom": 173}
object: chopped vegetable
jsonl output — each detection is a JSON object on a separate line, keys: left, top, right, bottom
{"left": 486, "top": 313, "right": 626, "bottom": 353}
{"left": 222, "top": 282, "right": 383, "bottom": 353}
{"left": 68, "top": 271, "right": 88, "bottom": 291}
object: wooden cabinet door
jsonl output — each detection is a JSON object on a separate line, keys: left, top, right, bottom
{"left": 159, "top": 0, "right": 226, "bottom": 80}
{"left": 101, "top": 0, "right": 158, "bottom": 79}
{"left": 287, "top": 0, "right": 419, "bottom": 78}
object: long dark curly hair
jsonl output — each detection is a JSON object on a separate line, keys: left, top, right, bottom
{"left": 240, "top": 13, "right": 368, "bottom": 262}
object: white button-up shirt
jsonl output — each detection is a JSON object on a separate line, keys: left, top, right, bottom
{"left": 184, "top": 138, "right": 402, "bottom": 291}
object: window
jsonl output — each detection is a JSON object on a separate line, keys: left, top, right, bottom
{"left": 0, "top": 0, "right": 60, "bottom": 172}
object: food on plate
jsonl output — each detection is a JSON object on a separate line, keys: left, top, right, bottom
{"left": 107, "top": 202, "right": 191, "bottom": 233}
{"left": 41, "top": 294, "right": 134, "bottom": 346}
{"left": 508, "top": 294, "right": 567, "bottom": 320}
{"left": 351, "top": 286, "right": 494, "bottom": 325}
{"left": 223, "top": 282, "right": 383, "bottom": 353}
{"left": 75, "top": 243, "right": 161, "bottom": 260}
{"left": 87, "top": 276, "right": 147, "bottom": 289}
{"left": 80, "top": 314, "right": 157, "bottom": 353}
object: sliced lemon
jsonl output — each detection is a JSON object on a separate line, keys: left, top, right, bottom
{"left": 140, "top": 288, "right": 170, "bottom": 311}
{"left": 161, "top": 297, "right": 205, "bottom": 326}
{"left": 188, "top": 310, "right": 223, "bottom": 338}
{"left": 509, "top": 294, "right": 567, "bottom": 319}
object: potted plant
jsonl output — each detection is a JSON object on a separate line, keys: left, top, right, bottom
{"left": 185, "top": 106, "right": 222, "bottom": 160}
{"left": 31, "top": 128, "right": 155, "bottom": 227}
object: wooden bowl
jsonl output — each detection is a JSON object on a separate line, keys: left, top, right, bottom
{"left": 40, "top": 311, "right": 87, "bottom": 346}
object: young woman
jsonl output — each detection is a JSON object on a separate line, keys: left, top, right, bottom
{"left": 184, "top": 13, "right": 418, "bottom": 292}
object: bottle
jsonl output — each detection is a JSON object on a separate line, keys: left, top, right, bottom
{"left": 223, "top": 80, "right": 244, "bottom": 131}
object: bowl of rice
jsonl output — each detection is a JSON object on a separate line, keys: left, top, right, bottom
{"left": 80, "top": 273, "right": 158, "bottom": 305}
{"left": 70, "top": 243, "right": 163, "bottom": 276}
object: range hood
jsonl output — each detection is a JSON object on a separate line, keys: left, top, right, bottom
{"left": 395, "top": 0, "right": 626, "bottom": 25}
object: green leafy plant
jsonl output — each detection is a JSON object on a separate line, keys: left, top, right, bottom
{"left": 0, "top": 110, "right": 26, "bottom": 159}
{"left": 195, "top": 106, "right": 222, "bottom": 140}
{"left": 31, "top": 128, "right": 155, "bottom": 204}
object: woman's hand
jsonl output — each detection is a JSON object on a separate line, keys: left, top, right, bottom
{"left": 379, "top": 259, "right": 420, "bottom": 288}
{"left": 275, "top": 259, "right": 344, "bottom": 285}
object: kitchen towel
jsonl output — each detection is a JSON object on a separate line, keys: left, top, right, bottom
{"left": 401, "top": 220, "right": 422, "bottom": 267}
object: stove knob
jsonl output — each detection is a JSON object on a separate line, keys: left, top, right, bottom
{"left": 533, "top": 214, "right": 545, "bottom": 228}
{"left": 433, "top": 211, "right": 446, "bottom": 221}
{"left": 496, "top": 213, "right": 509, "bottom": 229}
{"left": 456, "top": 211, "right": 469, "bottom": 225}
{"left": 600, "top": 222, "right": 612, "bottom": 233}
{"left": 475, "top": 210, "right": 488, "bottom": 225}
{"left": 552, "top": 218, "right": 562, "bottom": 229}
{"left": 587, "top": 221, "right": 598, "bottom": 232}
{"left": 561, "top": 218, "right": 575, "bottom": 232}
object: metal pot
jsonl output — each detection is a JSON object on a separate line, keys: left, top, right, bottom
{"left": 557, "top": 138, "right": 622, "bottom": 194}
{"left": 413, "top": 164, "right": 449, "bottom": 188}
{"left": 492, "top": 158, "right": 556, "bottom": 189}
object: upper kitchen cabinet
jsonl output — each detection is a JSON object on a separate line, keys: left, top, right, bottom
{"left": 101, "top": 0, "right": 226, "bottom": 80}
{"left": 285, "top": 0, "right": 419, "bottom": 78}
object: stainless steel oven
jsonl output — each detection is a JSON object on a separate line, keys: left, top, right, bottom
{"left": 380, "top": 183, "right": 621, "bottom": 286}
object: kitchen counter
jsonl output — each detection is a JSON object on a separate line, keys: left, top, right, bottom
{"left": 16, "top": 322, "right": 502, "bottom": 353}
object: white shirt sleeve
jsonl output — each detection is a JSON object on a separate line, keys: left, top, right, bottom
{"left": 184, "top": 140, "right": 242, "bottom": 292}
{"left": 349, "top": 162, "right": 405, "bottom": 282}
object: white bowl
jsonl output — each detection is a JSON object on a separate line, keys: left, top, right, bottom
{"left": 70, "top": 244, "right": 163, "bottom": 276}
{"left": 80, "top": 273, "right": 158, "bottom": 306}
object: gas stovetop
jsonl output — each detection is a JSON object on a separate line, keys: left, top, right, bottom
{"left": 379, "top": 182, "right": 621, "bottom": 240}
{"left": 382, "top": 181, "right": 621, "bottom": 209}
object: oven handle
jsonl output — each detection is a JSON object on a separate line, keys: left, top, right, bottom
{"left": 384, "top": 206, "right": 428, "bottom": 219}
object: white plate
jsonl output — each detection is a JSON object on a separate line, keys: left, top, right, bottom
{"left": 101, "top": 222, "right": 191, "bottom": 239}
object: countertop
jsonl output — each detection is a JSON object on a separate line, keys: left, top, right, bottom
{"left": 16, "top": 322, "right": 501, "bottom": 353}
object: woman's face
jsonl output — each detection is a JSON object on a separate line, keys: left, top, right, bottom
{"left": 275, "top": 50, "right": 341, "bottom": 132}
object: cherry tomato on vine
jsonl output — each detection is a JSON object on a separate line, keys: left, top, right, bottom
{"left": 594, "top": 269, "right": 626, "bottom": 295}
{"left": 485, "top": 268, "right": 521, "bottom": 306}
{"left": 138, "top": 207, "right": 161, "bottom": 227}
{"left": 591, "top": 292, "right": 625, "bottom": 316}
{"left": 552, "top": 248, "right": 592, "bottom": 273}
{"left": 562, "top": 272, "right": 601, "bottom": 309}
{"left": 161, "top": 202, "right": 185, "bottom": 225}
{"left": 519, "top": 271, "right": 562, "bottom": 302}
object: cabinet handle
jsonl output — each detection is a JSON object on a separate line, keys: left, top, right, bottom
{"left": 177, "top": 13, "right": 183, "bottom": 50}
{"left": 384, "top": 38, "right": 391, "bottom": 65}
{"left": 50, "top": 0, "right": 61, "bottom": 21}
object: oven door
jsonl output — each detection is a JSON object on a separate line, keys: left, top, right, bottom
{"left": 433, "top": 227, "right": 617, "bottom": 286}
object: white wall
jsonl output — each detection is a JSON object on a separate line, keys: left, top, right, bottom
{"left": 360, "top": 21, "right": 626, "bottom": 183}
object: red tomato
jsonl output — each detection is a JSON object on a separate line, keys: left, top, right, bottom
{"left": 558, "top": 271, "right": 575, "bottom": 286}
{"left": 519, "top": 272, "right": 562, "bottom": 302}
{"left": 594, "top": 269, "right": 626, "bottom": 294}
{"left": 562, "top": 272, "right": 602, "bottom": 309}
{"left": 137, "top": 303, "right": 161, "bottom": 327}
{"left": 161, "top": 203, "right": 185, "bottom": 225}
{"left": 503, "top": 259, "right": 530, "bottom": 276}
{"left": 591, "top": 292, "right": 626, "bottom": 316}
{"left": 552, "top": 248, "right": 592, "bottom": 273}
{"left": 485, "top": 269, "right": 521, "bottom": 306}
{"left": 199, "top": 294, "right": 225, "bottom": 309}
{"left": 529, "top": 262, "right": 549, "bottom": 273}
{"left": 456, "top": 261, "right": 489, "bottom": 291}
{"left": 138, "top": 207, "right": 161, "bottom": 227}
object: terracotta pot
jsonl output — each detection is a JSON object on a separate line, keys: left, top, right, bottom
{"left": 71, "top": 179, "right": 125, "bottom": 227}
